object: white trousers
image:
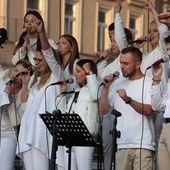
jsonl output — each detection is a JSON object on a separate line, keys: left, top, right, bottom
{"left": 58, "top": 146, "right": 95, "bottom": 170}
{"left": 0, "top": 137, "right": 17, "bottom": 170}
{"left": 23, "top": 147, "right": 49, "bottom": 170}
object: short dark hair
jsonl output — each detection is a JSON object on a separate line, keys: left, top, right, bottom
{"left": 76, "top": 59, "right": 98, "bottom": 76}
{"left": 108, "top": 22, "right": 132, "bottom": 43}
{"left": 165, "top": 35, "right": 170, "bottom": 44}
{"left": 108, "top": 23, "right": 115, "bottom": 31}
{"left": 121, "top": 47, "right": 142, "bottom": 62}
{"left": 124, "top": 28, "right": 133, "bottom": 44}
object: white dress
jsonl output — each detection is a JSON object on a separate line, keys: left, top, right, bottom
{"left": 17, "top": 74, "right": 60, "bottom": 159}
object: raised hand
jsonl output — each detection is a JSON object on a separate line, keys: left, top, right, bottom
{"left": 114, "top": 1, "right": 122, "bottom": 14}
{"left": 117, "top": 89, "right": 127, "bottom": 102}
{"left": 158, "top": 12, "right": 170, "bottom": 25}
{"left": 33, "top": 18, "right": 44, "bottom": 33}
{"left": 144, "top": 1, "right": 154, "bottom": 11}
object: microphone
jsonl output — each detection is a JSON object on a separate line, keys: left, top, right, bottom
{"left": 15, "top": 65, "right": 37, "bottom": 77}
{"left": 21, "top": 27, "right": 30, "bottom": 37}
{"left": 52, "top": 109, "right": 61, "bottom": 118}
{"left": 100, "top": 71, "right": 120, "bottom": 86}
{"left": 96, "top": 47, "right": 112, "bottom": 64}
{"left": 49, "top": 78, "right": 74, "bottom": 86}
{"left": 129, "top": 37, "right": 150, "bottom": 44}
{"left": 6, "top": 77, "right": 15, "bottom": 86}
{"left": 6, "top": 66, "right": 37, "bottom": 86}
{"left": 56, "top": 49, "right": 61, "bottom": 55}
{"left": 110, "top": 108, "right": 122, "bottom": 117}
{"left": 96, "top": 57, "right": 105, "bottom": 65}
{"left": 146, "top": 57, "right": 169, "bottom": 70}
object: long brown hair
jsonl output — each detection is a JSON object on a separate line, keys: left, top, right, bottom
{"left": 13, "top": 10, "right": 44, "bottom": 55}
{"left": 31, "top": 50, "right": 51, "bottom": 90}
{"left": 58, "top": 35, "right": 80, "bottom": 74}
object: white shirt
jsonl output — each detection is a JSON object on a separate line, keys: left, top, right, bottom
{"left": 108, "top": 76, "right": 155, "bottom": 151}
{"left": 151, "top": 79, "right": 170, "bottom": 118}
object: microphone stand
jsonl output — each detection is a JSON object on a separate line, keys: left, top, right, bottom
{"left": 110, "top": 108, "right": 121, "bottom": 170}
{"left": 50, "top": 109, "right": 61, "bottom": 170}
{"left": 44, "top": 85, "right": 61, "bottom": 170}
{"left": 50, "top": 92, "right": 66, "bottom": 170}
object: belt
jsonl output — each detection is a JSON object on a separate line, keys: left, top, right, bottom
{"left": 163, "top": 118, "right": 170, "bottom": 123}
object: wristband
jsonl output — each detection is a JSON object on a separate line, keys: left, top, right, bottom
{"left": 152, "top": 78, "right": 161, "bottom": 82}
{"left": 86, "top": 71, "right": 93, "bottom": 75}
{"left": 125, "top": 96, "right": 132, "bottom": 104}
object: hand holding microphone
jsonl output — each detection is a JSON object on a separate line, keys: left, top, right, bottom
{"left": 100, "top": 71, "right": 120, "bottom": 86}
{"left": 6, "top": 66, "right": 37, "bottom": 86}
{"left": 129, "top": 36, "right": 150, "bottom": 44}
{"left": 21, "top": 27, "right": 30, "bottom": 38}
{"left": 96, "top": 47, "right": 112, "bottom": 64}
{"left": 15, "top": 65, "right": 37, "bottom": 77}
{"left": 146, "top": 57, "right": 169, "bottom": 70}
{"left": 150, "top": 59, "right": 164, "bottom": 84}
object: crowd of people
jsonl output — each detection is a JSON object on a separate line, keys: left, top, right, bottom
{"left": 0, "top": 1, "right": 170, "bottom": 170}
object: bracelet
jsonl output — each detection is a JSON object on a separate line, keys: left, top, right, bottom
{"left": 152, "top": 78, "right": 161, "bottom": 82}
{"left": 86, "top": 71, "right": 93, "bottom": 75}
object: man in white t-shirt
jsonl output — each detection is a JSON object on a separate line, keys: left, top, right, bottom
{"left": 99, "top": 47, "right": 155, "bottom": 170}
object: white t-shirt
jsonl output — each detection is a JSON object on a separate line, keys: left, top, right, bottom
{"left": 108, "top": 76, "right": 155, "bottom": 151}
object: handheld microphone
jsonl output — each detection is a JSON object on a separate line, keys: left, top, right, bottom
{"left": 96, "top": 47, "right": 112, "bottom": 64}
{"left": 96, "top": 57, "right": 105, "bottom": 64}
{"left": 129, "top": 37, "right": 150, "bottom": 44}
{"left": 49, "top": 78, "right": 74, "bottom": 86}
{"left": 100, "top": 71, "right": 120, "bottom": 86}
{"left": 15, "top": 65, "right": 37, "bottom": 77}
{"left": 21, "top": 27, "right": 30, "bottom": 37}
{"left": 6, "top": 77, "right": 15, "bottom": 86}
{"left": 146, "top": 57, "right": 169, "bottom": 70}
{"left": 56, "top": 49, "right": 61, "bottom": 55}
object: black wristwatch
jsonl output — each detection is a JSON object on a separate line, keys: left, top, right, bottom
{"left": 125, "top": 96, "right": 132, "bottom": 104}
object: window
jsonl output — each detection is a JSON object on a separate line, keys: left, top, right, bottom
{"left": 27, "top": 0, "right": 39, "bottom": 10}
{"left": 157, "top": 0, "right": 170, "bottom": 13}
{"left": 129, "top": 12, "right": 144, "bottom": 40}
{"left": 129, "top": 14, "right": 138, "bottom": 40}
{"left": 97, "top": 3, "right": 113, "bottom": 54}
{"left": 65, "top": 2, "right": 76, "bottom": 35}
{"left": 64, "top": 0, "right": 81, "bottom": 50}
{"left": 97, "top": 8, "right": 108, "bottom": 53}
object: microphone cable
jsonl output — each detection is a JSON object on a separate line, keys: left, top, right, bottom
{"left": 96, "top": 83, "right": 104, "bottom": 170}
{"left": 50, "top": 91, "right": 65, "bottom": 170}
{"left": 45, "top": 83, "right": 62, "bottom": 170}
{"left": 44, "top": 84, "right": 53, "bottom": 169}
{"left": 139, "top": 70, "right": 147, "bottom": 170}
{"left": 55, "top": 93, "right": 65, "bottom": 111}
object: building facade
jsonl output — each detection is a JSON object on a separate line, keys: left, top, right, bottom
{"left": 0, "top": 0, "right": 169, "bottom": 68}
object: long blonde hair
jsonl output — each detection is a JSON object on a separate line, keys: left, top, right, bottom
{"left": 31, "top": 50, "right": 51, "bottom": 90}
